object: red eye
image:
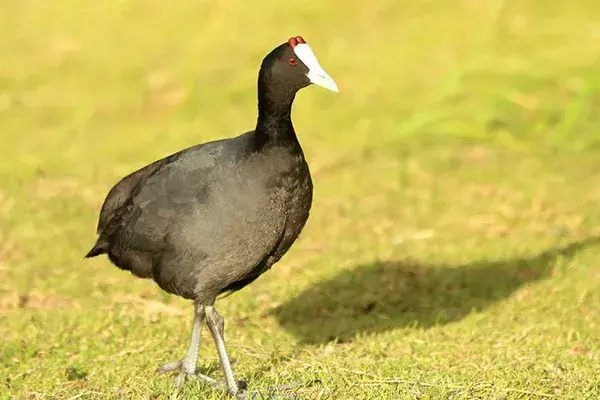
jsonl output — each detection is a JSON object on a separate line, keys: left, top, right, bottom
{"left": 288, "top": 57, "right": 298, "bottom": 66}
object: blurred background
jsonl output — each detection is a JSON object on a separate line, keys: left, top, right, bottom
{"left": 1, "top": 1, "right": 600, "bottom": 398}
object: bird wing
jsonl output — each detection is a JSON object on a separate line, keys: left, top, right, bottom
{"left": 89, "top": 136, "right": 247, "bottom": 259}
{"left": 95, "top": 155, "right": 177, "bottom": 235}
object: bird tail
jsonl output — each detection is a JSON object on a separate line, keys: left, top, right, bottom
{"left": 85, "top": 241, "right": 107, "bottom": 258}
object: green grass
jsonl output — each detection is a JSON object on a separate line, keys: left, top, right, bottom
{"left": 1, "top": 0, "right": 600, "bottom": 399}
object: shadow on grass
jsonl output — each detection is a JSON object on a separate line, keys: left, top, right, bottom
{"left": 274, "top": 237, "right": 600, "bottom": 344}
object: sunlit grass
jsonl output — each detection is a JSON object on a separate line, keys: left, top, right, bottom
{"left": 1, "top": 1, "right": 600, "bottom": 398}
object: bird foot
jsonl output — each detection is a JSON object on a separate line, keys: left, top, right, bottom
{"left": 156, "top": 359, "right": 217, "bottom": 389}
{"left": 157, "top": 360, "right": 300, "bottom": 398}
{"left": 156, "top": 360, "right": 185, "bottom": 375}
{"left": 157, "top": 359, "right": 249, "bottom": 395}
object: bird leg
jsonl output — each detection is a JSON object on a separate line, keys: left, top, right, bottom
{"left": 156, "top": 303, "right": 214, "bottom": 388}
{"left": 205, "top": 305, "right": 241, "bottom": 396}
{"left": 158, "top": 304, "right": 299, "bottom": 398}
{"left": 204, "top": 306, "right": 309, "bottom": 399}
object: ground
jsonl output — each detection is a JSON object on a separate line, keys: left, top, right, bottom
{"left": 1, "top": 1, "right": 600, "bottom": 399}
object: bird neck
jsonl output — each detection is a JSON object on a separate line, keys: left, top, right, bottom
{"left": 255, "top": 77, "right": 298, "bottom": 143}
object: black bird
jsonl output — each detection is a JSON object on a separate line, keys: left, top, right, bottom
{"left": 86, "top": 36, "right": 338, "bottom": 396}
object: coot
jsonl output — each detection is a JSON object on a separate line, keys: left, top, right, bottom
{"left": 86, "top": 36, "right": 338, "bottom": 396}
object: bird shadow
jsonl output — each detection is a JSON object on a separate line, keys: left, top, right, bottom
{"left": 273, "top": 237, "right": 600, "bottom": 344}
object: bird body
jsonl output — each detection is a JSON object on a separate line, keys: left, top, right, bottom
{"left": 88, "top": 132, "right": 312, "bottom": 303}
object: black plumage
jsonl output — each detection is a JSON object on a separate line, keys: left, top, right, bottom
{"left": 86, "top": 37, "right": 337, "bottom": 396}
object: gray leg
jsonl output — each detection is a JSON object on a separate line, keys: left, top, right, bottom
{"left": 182, "top": 303, "right": 204, "bottom": 375}
{"left": 157, "top": 303, "right": 213, "bottom": 388}
{"left": 205, "top": 305, "right": 240, "bottom": 396}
